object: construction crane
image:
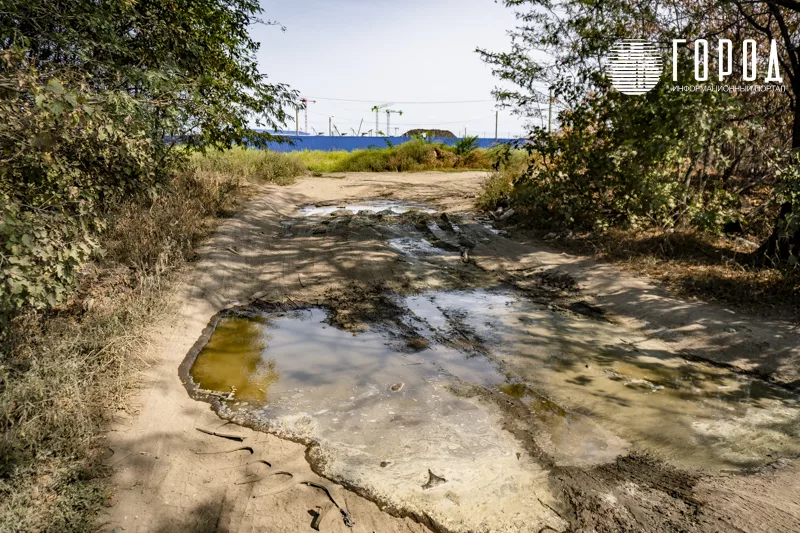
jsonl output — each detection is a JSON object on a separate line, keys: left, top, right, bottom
{"left": 385, "top": 109, "right": 403, "bottom": 138}
{"left": 299, "top": 97, "right": 316, "bottom": 135}
{"left": 371, "top": 103, "right": 393, "bottom": 136}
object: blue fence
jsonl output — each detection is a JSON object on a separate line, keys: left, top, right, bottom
{"left": 264, "top": 135, "right": 516, "bottom": 152}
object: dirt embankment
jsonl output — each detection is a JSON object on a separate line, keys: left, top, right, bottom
{"left": 103, "top": 171, "right": 800, "bottom": 533}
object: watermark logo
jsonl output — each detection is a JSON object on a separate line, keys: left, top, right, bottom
{"left": 607, "top": 38, "right": 785, "bottom": 95}
{"left": 672, "top": 39, "right": 783, "bottom": 84}
{"left": 608, "top": 39, "right": 663, "bottom": 95}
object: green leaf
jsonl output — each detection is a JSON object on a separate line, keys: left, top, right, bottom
{"left": 46, "top": 78, "right": 65, "bottom": 95}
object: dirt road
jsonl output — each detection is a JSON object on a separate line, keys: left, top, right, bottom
{"left": 102, "top": 171, "right": 800, "bottom": 533}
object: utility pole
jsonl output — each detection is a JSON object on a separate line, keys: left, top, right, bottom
{"left": 329, "top": 116, "right": 333, "bottom": 137}
{"left": 495, "top": 111, "right": 498, "bottom": 139}
{"left": 548, "top": 87, "right": 553, "bottom": 133}
{"left": 299, "top": 97, "right": 316, "bottom": 135}
{"left": 295, "top": 105, "right": 299, "bottom": 136}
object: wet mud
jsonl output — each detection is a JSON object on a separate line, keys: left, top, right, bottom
{"left": 179, "top": 201, "right": 800, "bottom": 533}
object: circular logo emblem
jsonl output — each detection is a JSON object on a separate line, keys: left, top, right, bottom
{"left": 608, "top": 39, "right": 663, "bottom": 95}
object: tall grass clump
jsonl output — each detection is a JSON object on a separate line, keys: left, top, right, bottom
{"left": 189, "top": 147, "right": 307, "bottom": 185}
{"left": 193, "top": 141, "right": 515, "bottom": 177}
{"left": 286, "top": 150, "right": 351, "bottom": 173}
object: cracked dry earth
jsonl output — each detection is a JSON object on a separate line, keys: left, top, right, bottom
{"left": 102, "top": 171, "right": 800, "bottom": 533}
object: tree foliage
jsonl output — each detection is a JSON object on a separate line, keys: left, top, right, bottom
{"left": 480, "top": 0, "right": 800, "bottom": 262}
{"left": 0, "top": 1, "right": 295, "bottom": 312}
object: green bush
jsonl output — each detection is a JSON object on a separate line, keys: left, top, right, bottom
{"left": 477, "top": 0, "right": 797, "bottom": 248}
{"left": 454, "top": 135, "right": 479, "bottom": 156}
{"left": 503, "top": 77, "right": 745, "bottom": 232}
{"left": 322, "top": 140, "right": 495, "bottom": 172}
{"left": 0, "top": 61, "right": 171, "bottom": 314}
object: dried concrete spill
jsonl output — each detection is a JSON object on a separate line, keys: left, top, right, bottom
{"left": 298, "top": 200, "right": 435, "bottom": 217}
{"left": 181, "top": 203, "right": 800, "bottom": 532}
{"left": 387, "top": 237, "right": 450, "bottom": 256}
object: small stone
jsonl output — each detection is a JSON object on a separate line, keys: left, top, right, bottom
{"left": 498, "top": 208, "right": 515, "bottom": 221}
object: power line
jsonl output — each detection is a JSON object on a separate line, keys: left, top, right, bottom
{"left": 309, "top": 110, "right": 497, "bottom": 124}
{"left": 304, "top": 96, "right": 495, "bottom": 104}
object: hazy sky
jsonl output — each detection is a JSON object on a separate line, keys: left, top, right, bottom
{"left": 252, "top": 0, "right": 526, "bottom": 138}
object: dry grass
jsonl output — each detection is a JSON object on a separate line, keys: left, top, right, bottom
{"left": 261, "top": 142, "right": 522, "bottom": 175}
{"left": 189, "top": 143, "right": 525, "bottom": 178}
{"left": 0, "top": 162, "right": 257, "bottom": 531}
{"left": 520, "top": 226, "right": 800, "bottom": 320}
{"left": 189, "top": 147, "right": 308, "bottom": 185}
{"left": 476, "top": 152, "right": 532, "bottom": 210}
{"left": 477, "top": 171, "right": 516, "bottom": 211}
{"left": 324, "top": 141, "right": 494, "bottom": 172}
{"left": 477, "top": 151, "right": 800, "bottom": 319}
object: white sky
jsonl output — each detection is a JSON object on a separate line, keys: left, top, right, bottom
{"left": 251, "top": 0, "right": 527, "bottom": 137}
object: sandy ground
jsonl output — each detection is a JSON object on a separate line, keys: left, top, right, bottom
{"left": 101, "top": 171, "right": 800, "bottom": 533}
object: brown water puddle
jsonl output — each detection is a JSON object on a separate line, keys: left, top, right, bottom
{"left": 184, "top": 288, "right": 800, "bottom": 532}
{"left": 186, "top": 304, "right": 563, "bottom": 532}
{"left": 190, "top": 315, "right": 278, "bottom": 402}
{"left": 189, "top": 290, "right": 800, "bottom": 474}
{"left": 190, "top": 307, "right": 504, "bottom": 407}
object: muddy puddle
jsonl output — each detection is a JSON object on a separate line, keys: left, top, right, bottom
{"left": 298, "top": 200, "right": 435, "bottom": 217}
{"left": 188, "top": 290, "right": 800, "bottom": 473}
{"left": 190, "top": 306, "right": 504, "bottom": 406}
{"left": 183, "top": 286, "right": 800, "bottom": 531}
{"left": 186, "top": 302, "right": 563, "bottom": 532}
{"left": 183, "top": 202, "right": 800, "bottom": 531}
{"left": 387, "top": 237, "right": 454, "bottom": 256}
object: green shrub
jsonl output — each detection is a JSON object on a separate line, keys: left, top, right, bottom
{"left": 328, "top": 140, "right": 494, "bottom": 172}
{"left": 454, "top": 135, "right": 479, "bottom": 156}
{"left": 0, "top": 63, "right": 172, "bottom": 314}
